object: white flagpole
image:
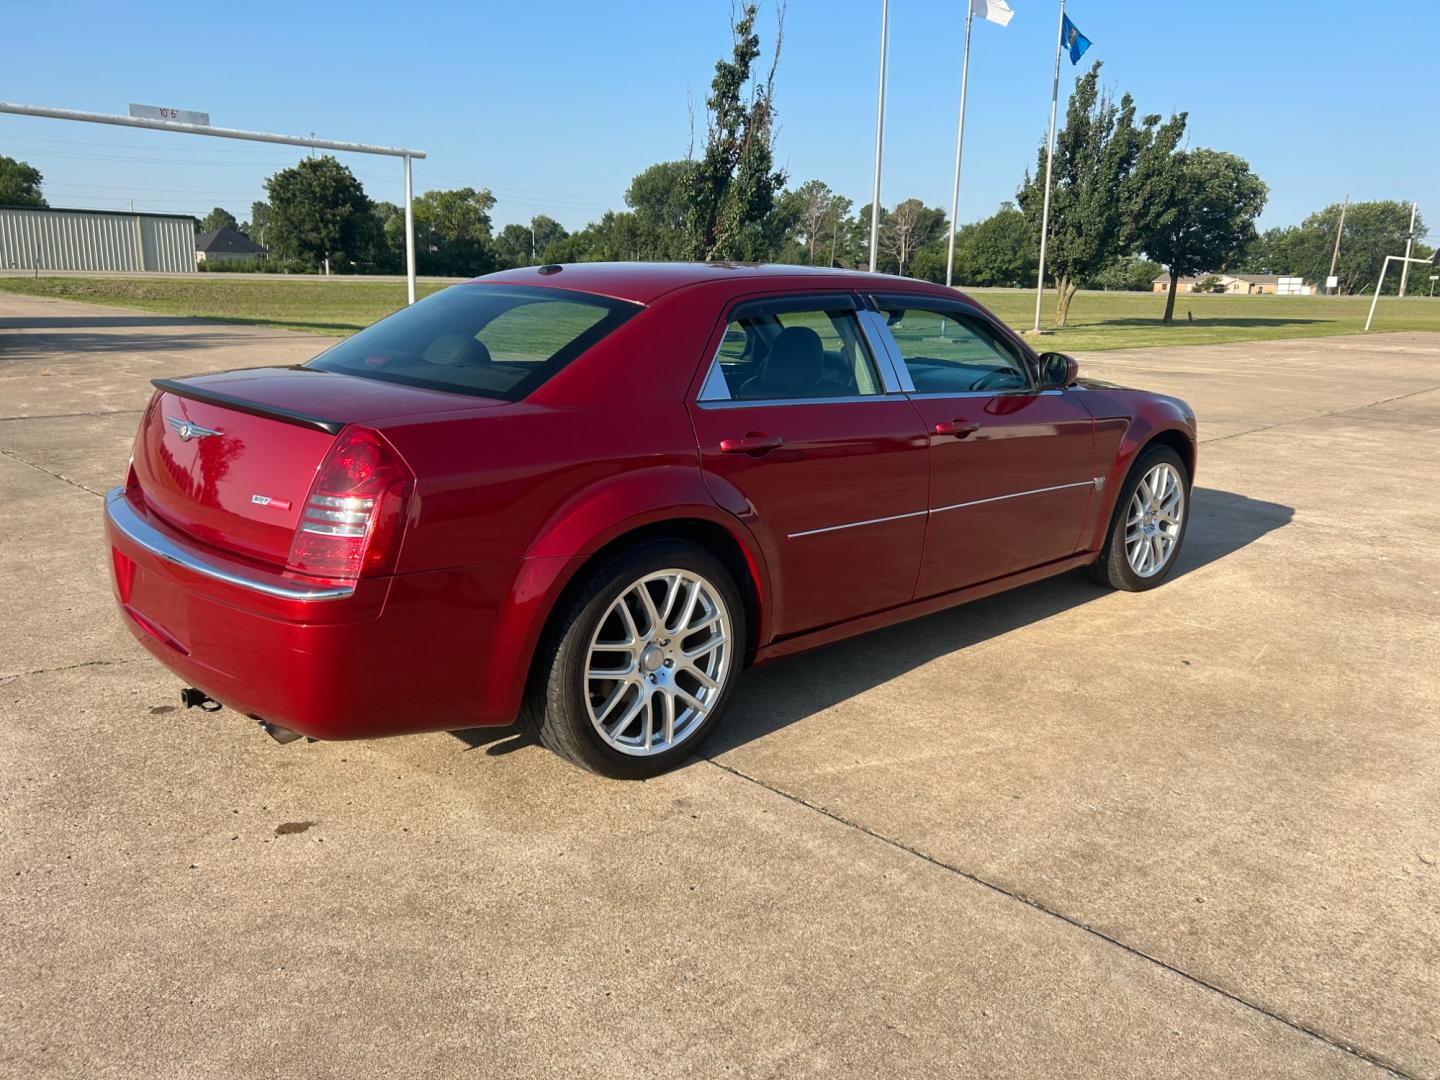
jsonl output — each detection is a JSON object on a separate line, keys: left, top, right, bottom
{"left": 1032, "top": 0, "right": 1066, "bottom": 332}
{"left": 945, "top": 3, "right": 976, "bottom": 289}
{"left": 868, "top": 0, "right": 890, "bottom": 273}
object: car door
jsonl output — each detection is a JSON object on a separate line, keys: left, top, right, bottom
{"left": 687, "top": 293, "right": 930, "bottom": 638}
{"left": 867, "top": 294, "right": 1095, "bottom": 598}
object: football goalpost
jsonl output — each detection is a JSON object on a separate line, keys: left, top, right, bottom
{"left": 0, "top": 101, "right": 427, "bottom": 305}
{"left": 1364, "top": 250, "right": 1440, "bottom": 332}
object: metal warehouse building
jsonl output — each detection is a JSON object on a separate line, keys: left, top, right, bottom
{"left": 0, "top": 205, "right": 197, "bottom": 274}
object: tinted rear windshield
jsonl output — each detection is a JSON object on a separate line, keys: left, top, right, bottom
{"left": 307, "top": 284, "right": 640, "bottom": 401}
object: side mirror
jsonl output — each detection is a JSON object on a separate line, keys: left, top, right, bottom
{"left": 1036, "top": 352, "right": 1078, "bottom": 389}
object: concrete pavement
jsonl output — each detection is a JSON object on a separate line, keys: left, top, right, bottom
{"left": 1, "top": 294, "right": 1436, "bottom": 1078}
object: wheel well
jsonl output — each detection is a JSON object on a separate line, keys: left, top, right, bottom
{"left": 533, "top": 519, "right": 763, "bottom": 677}
{"left": 1146, "top": 429, "right": 1195, "bottom": 480}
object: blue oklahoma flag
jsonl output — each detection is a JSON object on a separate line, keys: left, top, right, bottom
{"left": 1061, "top": 13, "right": 1091, "bottom": 65}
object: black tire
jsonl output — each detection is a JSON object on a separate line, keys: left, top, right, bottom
{"left": 521, "top": 539, "right": 746, "bottom": 779}
{"left": 1087, "top": 444, "right": 1191, "bottom": 592}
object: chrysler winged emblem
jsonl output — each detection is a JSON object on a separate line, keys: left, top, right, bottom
{"left": 165, "top": 415, "right": 222, "bottom": 442}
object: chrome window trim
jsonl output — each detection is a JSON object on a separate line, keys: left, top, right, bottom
{"left": 105, "top": 488, "right": 356, "bottom": 602}
{"left": 697, "top": 392, "right": 912, "bottom": 410}
{"left": 855, "top": 309, "right": 912, "bottom": 394}
{"left": 904, "top": 389, "right": 1065, "bottom": 400}
{"left": 787, "top": 478, "right": 1099, "bottom": 539}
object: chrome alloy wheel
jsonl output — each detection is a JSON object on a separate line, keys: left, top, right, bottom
{"left": 584, "top": 568, "right": 733, "bottom": 757}
{"left": 1125, "top": 461, "right": 1185, "bottom": 578}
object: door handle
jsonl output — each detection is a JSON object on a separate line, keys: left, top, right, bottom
{"left": 932, "top": 419, "right": 980, "bottom": 438}
{"left": 720, "top": 433, "right": 784, "bottom": 455}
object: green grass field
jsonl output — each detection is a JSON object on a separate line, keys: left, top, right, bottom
{"left": 1, "top": 273, "right": 1437, "bottom": 350}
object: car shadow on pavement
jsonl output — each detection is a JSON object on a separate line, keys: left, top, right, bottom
{"left": 702, "top": 486, "right": 1293, "bottom": 759}
{"left": 449, "top": 487, "right": 1292, "bottom": 760}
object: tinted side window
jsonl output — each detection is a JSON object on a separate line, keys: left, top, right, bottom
{"left": 879, "top": 305, "right": 1030, "bottom": 394}
{"left": 706, "top": 304, "right": 882, "bottom": 401}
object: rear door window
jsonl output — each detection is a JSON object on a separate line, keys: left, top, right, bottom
{"left": 308, "top": 284, "right": 639, "bottom": 401}
{"left": 701, "top": 298, "right": 883, "bottom": 402}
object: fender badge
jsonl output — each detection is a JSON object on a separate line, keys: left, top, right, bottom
{"left": 251, "top": 494, "right": 293, "bottom": 510}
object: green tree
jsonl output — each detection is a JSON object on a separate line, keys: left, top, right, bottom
{"left": 493, "top": 223, "right": 533, "bottom": 267}
{"left": 1241, "top": 201, "right": 1425, "bottom": 295}
{"left": 1018, "top": 62, "right": 1185, "bottom": 326}
{"left": 955, "top": 202, "right": 1036, "bottom": 287}
{"left": 243, "top": 200, "right": 272, "bottom": 245}
{"left": 1091, "top": 254, "right": 1164, "bottom": 292}
{"left": 681, "top": 4, "right": 787, "bottom": 260}
{"left": 0, "top": 155, "right": 46, "bottom": 207}
{"left": 777, "top": 180, "right": 856, "bottom": 265}
{"left": 530, "top": 214, "right": 568, "bottom": 258}
{"left": 200, "top": 207, "right": 239, "bottom": 234}
{"left": 493, "top": 215, "right": 572, "bottom": 268}
{"left": 624, "top": 161, "right": 693, "bottom": 259}
{"left": 880, "top": 198, "right": 946, "bottom": 278}
{"left": 383, "top": 186, "right": 498, "bottom": 276}
{"left": 1137, "top": 149, "right": 1268, "bottom": 322}
{"left": 265, "top": 157, "right": 380, "bottom": 272}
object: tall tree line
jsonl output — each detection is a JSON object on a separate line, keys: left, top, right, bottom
{"left": 3, "top": 14, "right": 1429, "bottom": 310}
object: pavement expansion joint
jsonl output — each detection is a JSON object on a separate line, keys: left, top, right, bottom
{"left": 0, "top": 657, "right": 142, "bottom": 687}
{"left": 702, "top": 756, "right": 1417, "bottom": 1080}
{"left": 0, "top": 408, "right": 146, "bottom": 423}
{"left": 1198, "top": 383, "right": 1440, "bottom": 447}
{"left": 0, "top": 446, "right": 106, "bottom": 497}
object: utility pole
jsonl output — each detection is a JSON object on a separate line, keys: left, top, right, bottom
{"left": 1327, "top": 195, "right": 1347, "bottom": 294}
{"left": 1398, "top": 200, "right": 1418, "bottom": 298}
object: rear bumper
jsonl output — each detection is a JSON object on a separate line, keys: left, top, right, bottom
{"left": 104, "top": 487, "right": 527, "bottom": 739}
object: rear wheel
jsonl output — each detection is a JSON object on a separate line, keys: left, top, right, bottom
{"left": 1088, "top": 445, "right": 1190, "bottom": 591}
{"left": 523, "top": 540, "right": 744, "bottom": 778}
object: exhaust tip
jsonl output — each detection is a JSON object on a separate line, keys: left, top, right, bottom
{"left": 257, "top": 720, "right": 304, "bottom": 745}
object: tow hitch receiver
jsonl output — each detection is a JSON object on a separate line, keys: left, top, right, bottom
{"left": 180, "top": 687, "right": 221, "bottom": 712}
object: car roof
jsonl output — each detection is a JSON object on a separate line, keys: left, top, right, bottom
{"left": 473, "top": 261, "right": 967, "bottom": 306}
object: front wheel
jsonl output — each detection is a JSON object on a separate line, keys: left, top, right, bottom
{"left": 523, "top": 540, "right": 745, "bottom": 779}
{"left": 1088, "top": 445, "right": 1191, "bottom": 591}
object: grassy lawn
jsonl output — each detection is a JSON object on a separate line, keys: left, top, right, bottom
{"left": 1, "top": 273, "right": 1437, "bottom": 349}
{"left": 967, "top": 287, "right": 1440, "bottom": 351}
{"left": 0, "top": 275, "right": 453, "bottom": 336}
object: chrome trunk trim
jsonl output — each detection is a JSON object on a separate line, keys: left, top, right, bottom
{"left": 105, "top": 488, "right": 355, "bottom": 602}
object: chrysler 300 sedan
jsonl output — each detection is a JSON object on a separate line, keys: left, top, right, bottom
{"left": 105, "top": 263, "right": 1195, "bottom": 778}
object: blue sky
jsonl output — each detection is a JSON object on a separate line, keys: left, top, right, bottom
{"left": 1, "top": 0, "right": 1435, "bottom": 235}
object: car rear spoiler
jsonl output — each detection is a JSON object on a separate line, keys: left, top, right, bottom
{"left": 151, "top": 377, "right": 346, "bottom": 436}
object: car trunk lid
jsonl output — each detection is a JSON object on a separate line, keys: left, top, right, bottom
{"left": 132, "top": 366, "right": 499, "bottom": 568}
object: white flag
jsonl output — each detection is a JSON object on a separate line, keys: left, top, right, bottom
{"left": 972, "top": 0, "right": 1014, "bottom": 26}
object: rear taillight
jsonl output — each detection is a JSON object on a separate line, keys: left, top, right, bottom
{"left": 286, "top": 426, "right": 412, "bottom": 580}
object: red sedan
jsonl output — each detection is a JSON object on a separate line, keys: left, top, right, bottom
{"left": 106, "top": 263, "right": 1195, "bottom": 778}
